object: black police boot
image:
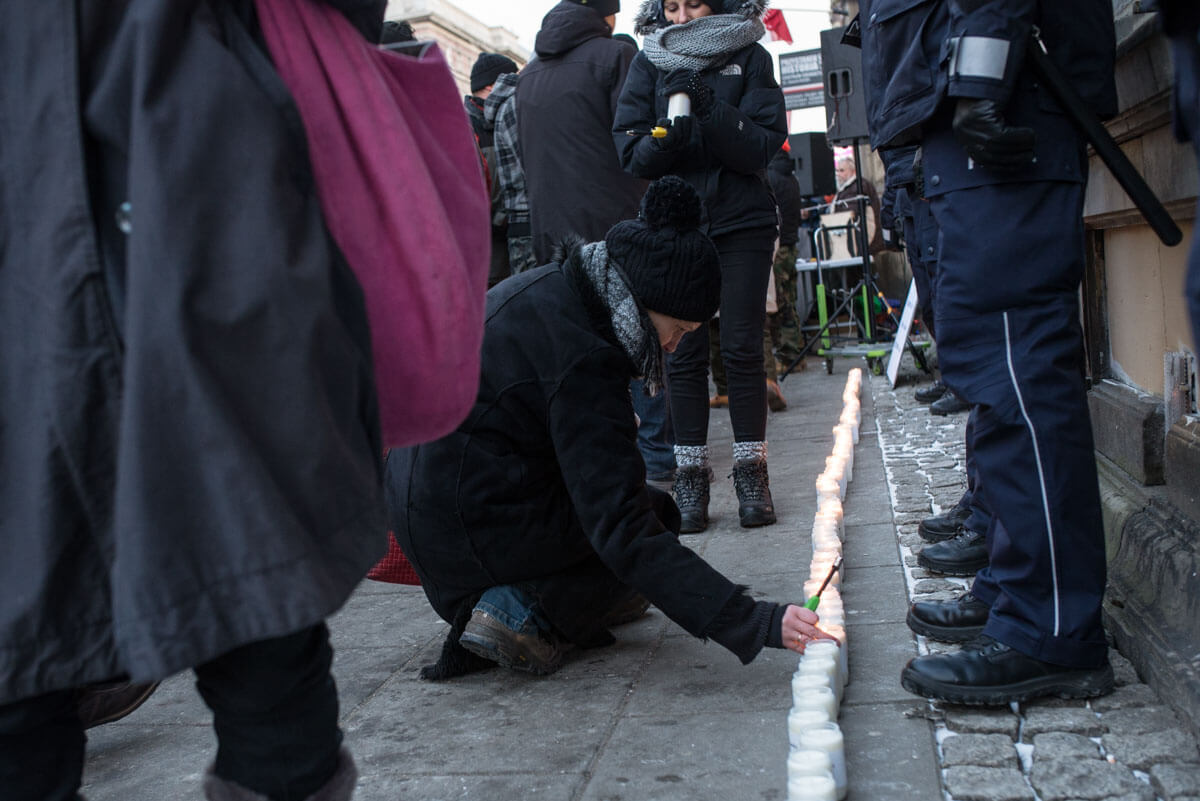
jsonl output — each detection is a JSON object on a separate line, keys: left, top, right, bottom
{"left": 673, "top": 465, "right": 712, "bottom": 534}
{"left": 732, "top": 458, "right": 776, "bottom": 528}
{"left": 906, "top": 591, "right": 990, "bottom": 642}
{"left": 918, "top": 496, "right": 971, "bottom": 542}
{"left": 930, "top": 392, "right": 971, "bottom": 415}
{"left": 900, "top": 636, "right": 1115, "bottom": 705}
{"left": 914, "top": 380, "right": 948, "bottom": 404}
{"left": 917, "top": 526, "right": 988, "bottom": 576}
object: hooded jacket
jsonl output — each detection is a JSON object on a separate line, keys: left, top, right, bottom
{"left": 614, "top": 3, "right": 786, "bottom": 239}
{"left": 516, "top": 1, "right": 648, "bottom": 264}
{"left": 387, "top": 243, "right": 780, "bottom": 664}
{"left": 0, "top": 0, "right": 387, "bottom": 703}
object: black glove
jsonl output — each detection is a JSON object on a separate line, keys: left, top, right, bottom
{"left": 651, "top": 115, "right": 693, "bottom": 152}
{"left": 952, "top": 98, "right": 1036, "bottom": 171}
{"left": 662, "top": 69, "right": 714, "bottom": 118}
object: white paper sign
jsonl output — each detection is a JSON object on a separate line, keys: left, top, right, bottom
{"left": 886, "top": 278, "right": 920, "bottom": 388}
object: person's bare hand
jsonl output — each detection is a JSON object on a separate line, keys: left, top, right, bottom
{"left": 781, "top": 604, "right": 837, "bottom": 655}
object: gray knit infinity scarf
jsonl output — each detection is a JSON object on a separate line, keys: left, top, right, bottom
{"left": 578, "top": 242, "right": 665, "bottom": 396}
{"left": 642, "top": 14, "right": 766, "bottom": 73}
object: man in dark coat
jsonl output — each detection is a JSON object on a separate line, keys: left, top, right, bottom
{"left": 517, "top": 0, "right": 648, "bottom": 264}
{"left": 387, "top": 177, "right": 831, "bottom": 677}
{"left": 465, "top": 52, "right": 520, "bottom": 287}
{"left": 0, "top": 2, "right": 391, "bottom": 799}
{"left": 518, "top": 0, "right": 676, "bottom": 488}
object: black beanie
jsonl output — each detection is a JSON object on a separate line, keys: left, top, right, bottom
{"left": 470, "top": 53, "right": 518, "bottom": 93}
{"left": 565, "top": 0, "right": 621, "bottom": 18}
{"left": 606, "top": 176, "right": 720, "bottom": 323}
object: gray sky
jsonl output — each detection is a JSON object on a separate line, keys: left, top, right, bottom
{"left": 447, "top": 0, "right": 833, "bottom": 132}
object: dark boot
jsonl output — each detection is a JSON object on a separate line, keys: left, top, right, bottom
{"left": 918, "top": 498, "right": 971, "bottom": 542}
{"left": 459, "top": 608, "right": 567, "bottom": 676}
{"left": 917, "top": 527, "right": 988, "bottom": 576}
{"left": 203, "top": 748, "right": 357, "bottom": 801}
{"left": 673, "top": 465, "right": 712, "bottom": 533}
{"left": 914, "top": 380, "right": 947, "bottom": 404}
{"left": 732, "top": 459, "right": 776, "bottom": 528}
{"left": 930, "top": 392, "right": 971, "bottom": 415}
{"left": 901, "top": 636, "right": 1114, "bottom": 705}
{"left": 906, "top": 591, "right": 990, "bottom": 642}
{"left": 600, "top": 591, "right": 651, "bottom": 628}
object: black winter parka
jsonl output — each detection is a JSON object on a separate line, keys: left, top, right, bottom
{"left": 613, "top": 44, "right": 787, "bottom": 238}
{"left": 387, "top": 248, "right": 779, "bottom": 663}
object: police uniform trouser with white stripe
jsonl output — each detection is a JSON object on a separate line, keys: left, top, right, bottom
{"left": 925, "top": 140, "right": 1107, "bottom": 671}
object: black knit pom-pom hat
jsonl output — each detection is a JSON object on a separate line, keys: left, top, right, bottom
{"left": 605, "top": 176, "right": 721, "bottom": 323}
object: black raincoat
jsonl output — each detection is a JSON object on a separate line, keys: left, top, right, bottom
{"left": 516, "top": 1, "right": 648, "bottom": 264}
{"left": 0, "top": 0, "right": 388, "bottom": 704}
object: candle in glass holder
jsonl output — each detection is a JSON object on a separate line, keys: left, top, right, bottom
{"left": 816, "top": 475, "right": 840, "bottom": 504}
{"left": 786, "top": 707, "right": 830, "bottom": 749}
{"left": 809, "top": 558, "right": 842, "bottom": 586}
{"left": 790, "top": 683, "right": 837, "bottom": 720}
{"left": 787, "top": 771, "right": 837, "bottom": 801}
{"left": 811, "top": 535, "right": 840, "bottom": 560}
{"left": 787, "top": 747, "right": 833, "bottom": 779}
{"left": 796, "top": 654, "right": 841, "bottom": 703}
{"left": 817, "top": 499, "right": 844, "bottom": 534}
{"left": 798, "top": 722, "right": 847, "bottom": 800}
{"left": 819, "top": 625, "right": 849, "bottom": 686}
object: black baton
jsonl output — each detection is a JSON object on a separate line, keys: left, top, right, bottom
{"left": 1028, "top": 28, "right": 1183, "bottom": 247}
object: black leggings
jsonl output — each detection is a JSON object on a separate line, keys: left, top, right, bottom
{"left": 0, "top": 625, "right": 342, "bottom": 801}
{"left": 668, "top": 228, "right": 775, "bottom": 445}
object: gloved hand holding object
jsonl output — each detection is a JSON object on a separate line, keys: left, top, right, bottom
{"left": 952, "top": 98, "right": 1036, "bottom": 170}
{"left": 651, "top": 115, "right": 693, "bottom": 152}
{"left": 663, "top": 69, "right": 714, "bottom": 119}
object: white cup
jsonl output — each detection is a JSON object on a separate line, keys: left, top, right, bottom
{"left": 787, "top": 771, "right": 837, "bottom": 801}
{"left": 798, "top": 722, "right": 847, "bottom": 800}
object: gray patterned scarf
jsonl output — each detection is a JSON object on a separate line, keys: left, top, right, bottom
{"left": 578, "top": 242, "right": 665, "bottom": 396}
{"left": 641, "top": 13, "right": 766, "bottom": 73}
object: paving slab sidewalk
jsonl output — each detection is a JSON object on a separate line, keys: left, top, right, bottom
{"left": 81, "top": 361, "right": 942, "bottom": 801}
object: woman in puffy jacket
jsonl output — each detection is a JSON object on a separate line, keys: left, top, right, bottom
{"left": 614, "top": 0, "right": 787, "bottom": 534}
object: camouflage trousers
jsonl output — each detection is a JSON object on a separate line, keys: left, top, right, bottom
{"left": 768, "top": 245, "right": 803, "bottom": 364}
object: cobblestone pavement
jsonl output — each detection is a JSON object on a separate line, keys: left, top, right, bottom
{"left": 870, "top": 365, "right": 1200, "bottom": 801}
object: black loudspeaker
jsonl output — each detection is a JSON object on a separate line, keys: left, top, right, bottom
{"left": 819, "top": 27, "right": 870, "bottom": 145}
{"left": 789, "top": 132, "right": 837, "bottom": 197}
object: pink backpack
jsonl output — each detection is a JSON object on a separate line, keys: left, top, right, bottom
{"left": 255, "top": 0, "right": 490, "bottom": 447}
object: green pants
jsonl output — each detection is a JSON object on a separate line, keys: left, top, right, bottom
{"left": 768, "top": 245, "right": 803, "bottom": 364}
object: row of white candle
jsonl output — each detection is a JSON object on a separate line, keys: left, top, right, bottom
{"left": 788, "top": 368, "right": 862, "bottom": 801}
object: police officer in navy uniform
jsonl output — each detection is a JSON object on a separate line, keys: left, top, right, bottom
{"left": 866, "top": 0, "right": 1119, "bottom": 703}
{"left": 860, "top": 1, "right": 995, "bottom": 633}
{"left": 1159, "top": 0, "right": 1200, "bottom": 351}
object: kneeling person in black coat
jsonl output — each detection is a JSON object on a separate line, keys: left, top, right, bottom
{"left": 386, "top": 176, "right": 831, "bottom": 678}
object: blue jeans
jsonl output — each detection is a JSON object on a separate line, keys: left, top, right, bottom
{"left": 475, "top": 585, "right": 554, "bottom": 637}
{"left": 632, "top": 378, "right": 675, "bottom": 480}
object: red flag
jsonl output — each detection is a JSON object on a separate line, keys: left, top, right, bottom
{"left": 763, "top": 9, "right": 793, "bottom": 44}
